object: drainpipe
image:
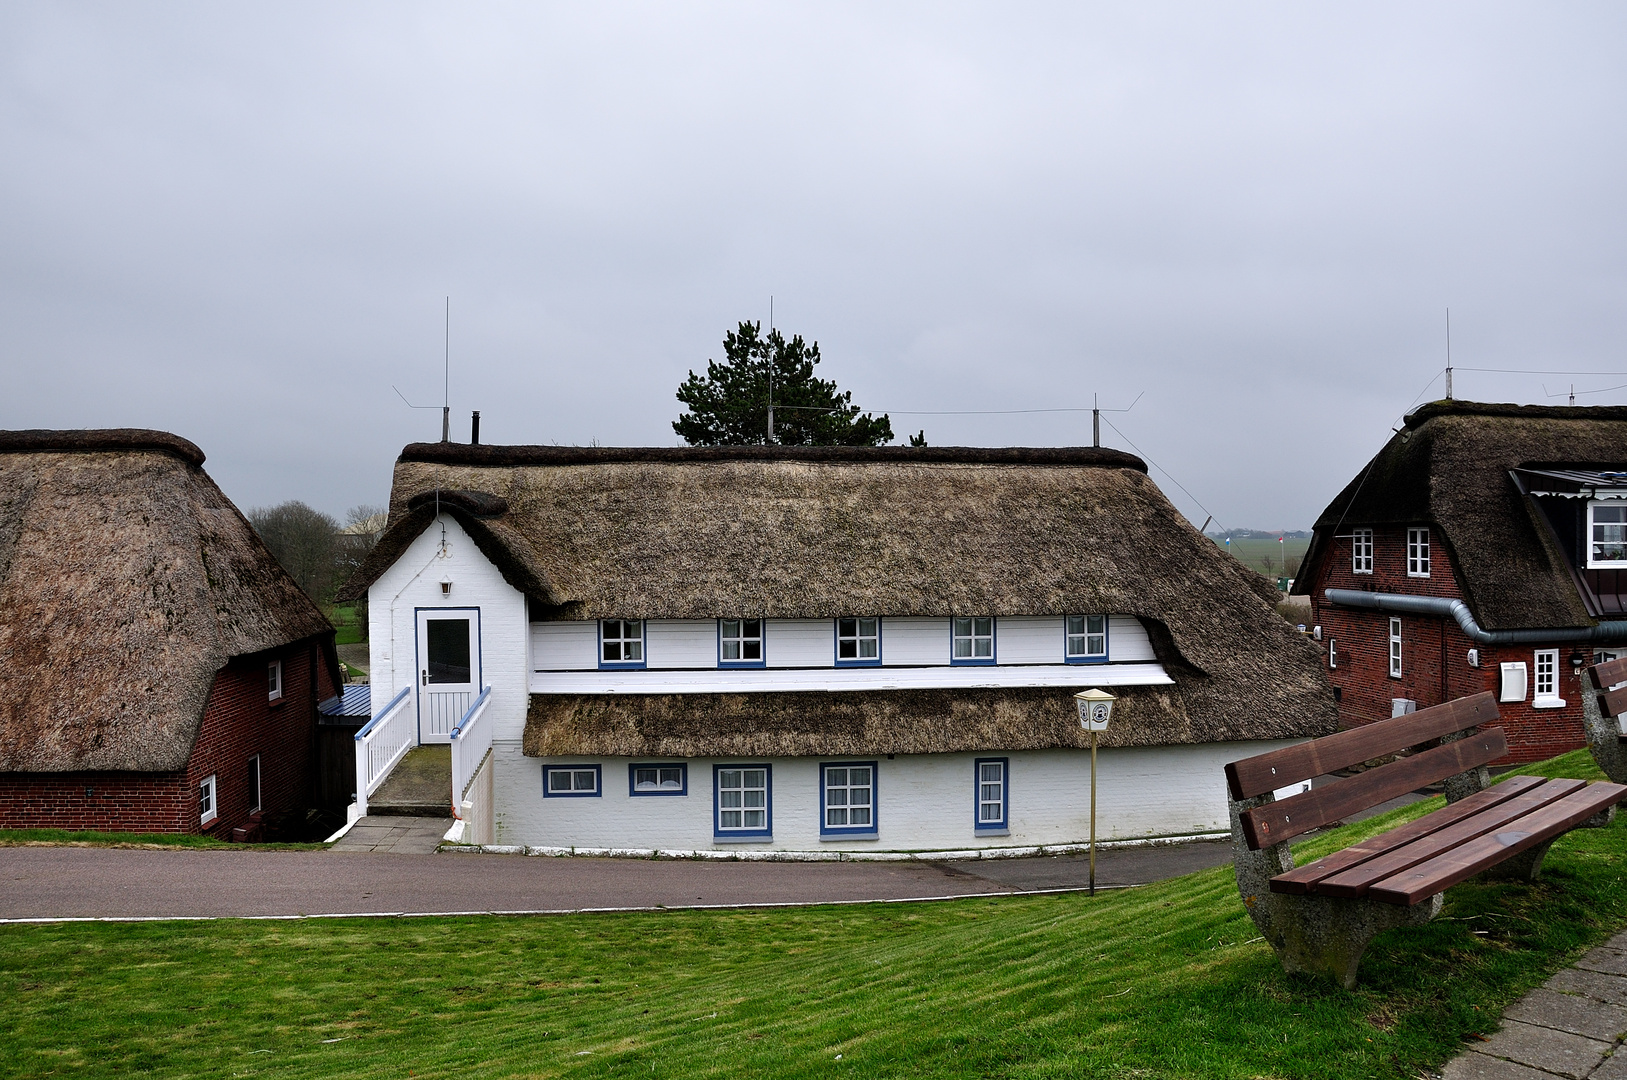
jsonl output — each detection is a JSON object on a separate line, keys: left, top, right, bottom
{"left": 1324, "top": 589, "right": 1627, "bottom": 646}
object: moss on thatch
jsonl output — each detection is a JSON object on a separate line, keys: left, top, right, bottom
{"left": 0, "top": 430, "right": 336, "bottom": 772}
{"left": 1296, "top": 401, "right": 1627, "bottom": 630}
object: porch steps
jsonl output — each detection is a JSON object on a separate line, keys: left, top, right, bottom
{"left": 368, "top": 745, "right": 453, "bottom": 817}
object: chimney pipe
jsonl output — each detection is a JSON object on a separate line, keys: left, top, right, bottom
{"left": 471, "top": 411, "right": 481, "bottom": 445}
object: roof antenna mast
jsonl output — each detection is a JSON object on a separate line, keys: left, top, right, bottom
{"left": 1093, "top": 393, "right": 1100, "bottom": 448}
{"left": 766, "top": 295, "right": 775, "bottom": 444}
{"left": 441, "top": 297, "right": 451, "bottom": 442}
{"left": 1444, "top": 307, "right": 1453, "bottom": 401}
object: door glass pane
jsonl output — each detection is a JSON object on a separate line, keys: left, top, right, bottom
{"left": 427, "top": 619, "right": 472, "bottom": 683}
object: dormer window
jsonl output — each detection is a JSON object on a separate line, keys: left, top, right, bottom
{"left": 600, "top": 620, "right": 645, "bottom": 667}
{"left": 720, "top": 619, "right": 765, "bottom": 666}
{"left": 1406, "top": 528, "right": 1431, "bottom": 578}
{"left": 1589, "top": 502, "right": 1627, "bottom": 568}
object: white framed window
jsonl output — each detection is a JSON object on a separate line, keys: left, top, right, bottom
{"left": 714, "top": 765, "right": 771, "bottom": 837}
{"left": 1533, "top": 649, "right": 1566, "bottom": 708}
{"left": 629, "top": 763, "right": 687, "bottom": 796}
{"left": 975, "top": 758, "right": 1008, "bottom": 831}
{"left": 199, "top": 774, "right": 217, "bottom": 825}
{"left": 1500, "top": 662, "right": 1529, "bottom": 703}
{"left": 719, "top": 619, "right": 764, "bottom": 666}
{"left": 952, "top": 617, "right": 995, "bottom": 664}
{"left": 836, "top": 618, "right": 880, "bottom": 665}
{"left": 1065, "top": 615, "right": 1108, "bottom": 662}
{"left": 1352, "top": 528, "right": 1373, "bottom": 574}
{"left": 267, "top": 660, "right": 283, "bottom": 701}
{"left": 820, "top": 763, "right": 876, "bottom": 836}
{"left": 599, "top": 620, "right": 644, "bottom": 667}
{"left": 1406, "top": 528, "right": 1431, "bottom": 578}
{"left": 1589, "top": 502, "right": 1627, "bottom": 568}
{"left": 1388, "top": 617, "right": 1402, "bottom": 678}
{"left": 544, "top": 764, "right": 602, "bottom": 797}
{"left": 246, "top": 755, "right": 261, "bottom": 813}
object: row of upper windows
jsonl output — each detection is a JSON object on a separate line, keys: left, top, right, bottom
{"left": 1348, "top": 527, "right": 1432, "bottom": 578}
{"left": 594, "top": 616, "right": 1111, "bottom": 670}
{"left": 542, "top": 758, "right": 1012, "bottom": 837}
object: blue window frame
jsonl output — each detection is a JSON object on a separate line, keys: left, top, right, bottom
{"left": 713, "top": 764, "right": 772, "bottom": 838}
{"left": 629, "top": 762, "right": 688, "bottom": 796}
{"left": 718, "top": 619, "right": 766, "bottom": 668}
{"left": 599, "top": 620, "right": 646, "bottom": 669}
{"left": 834, "top": 618, "right": 881, "bottom": 666}
{"left": 1064, "top": 615, "right": 1109, "bottom": 664}
{"left": 544, "top": 763, "right": 602, "bottom": 798}
{"left": 820, "top": 761, "right": 878, "bottom": 837}
{"left": 951, "top": 617, "right": 996, "bottom": 665}
{"left": 974, "top": 758, "right": 1009, "bottom": 832}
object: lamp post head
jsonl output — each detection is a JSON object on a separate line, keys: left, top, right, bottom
{"left": 1074, "top": 688, "right": 1116, "bottom": 732}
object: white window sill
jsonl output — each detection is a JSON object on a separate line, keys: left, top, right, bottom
{"left": 820, "top": 833, "right": 878, "bottom": 842}
{"left": 1406, "top": 573, "right": 1431, "bottom": 579}
{"left": 712, "top": 836, "right": 774, "bottom": 845}
{"left": 1534, "top": 697, "right": 1568, "bottom": 710}
{"left": 974, "top": 828, "right": 1010, "bottom": 837}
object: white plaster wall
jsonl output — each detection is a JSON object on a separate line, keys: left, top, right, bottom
{"left": 1108, "top": 616, "right": 1155, "bottom": 662}
{"left": 765, "top": 619, "right": 831, "bottom": 667}
{"left": 880, "top": 618, "right": 953, "bottom": 667}
{"left": 999, "top": 616, "right": 1061, "bottom": 664}
{"left": 492, "top": 739, "right": 1302, "bottom": 852}
{"left": 366, "top": 515, "right": 531, "bottom": 743}
{"left": 647, "top": 620, "right": 715, "bottom": 668}
{"left": 531, "top": 622, "right": 597, "bottom": 670}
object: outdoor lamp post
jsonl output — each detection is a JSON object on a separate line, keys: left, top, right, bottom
{"left": 1074, "top": 688, "right": 1116, "bottom": 896}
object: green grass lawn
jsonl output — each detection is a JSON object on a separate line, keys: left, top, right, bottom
{"left": 4, "top": 752, "right": 1625, "bottom": 1079}
{"left": 329, "top": 604, "right": 366, "bottom": 646}
{"left": 0, "top": 828, "right": 327, "bottom": 851}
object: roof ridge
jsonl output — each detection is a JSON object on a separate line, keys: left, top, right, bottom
{"left": 396, "top": 443, "right": 1148, "bottom": 471}
{"left": 0, "top": 428, "right": 206, "bottom": 466}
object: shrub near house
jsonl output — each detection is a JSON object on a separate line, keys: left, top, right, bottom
{"left": 0, "top": 430, "right": 340, "bottom": 835}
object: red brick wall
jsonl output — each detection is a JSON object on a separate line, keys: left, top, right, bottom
{"left": 0, "top": 640, "right": 334, "bottom": 834}
{"left": 1309, "top": 525, "right": 1587, "bottom": 763}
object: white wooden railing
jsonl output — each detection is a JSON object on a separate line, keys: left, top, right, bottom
{"left": 449, "top": 686, "right": 493, "bottom": 811}
{"left": 354, "top": 686, "right": 414, "bottom": 818}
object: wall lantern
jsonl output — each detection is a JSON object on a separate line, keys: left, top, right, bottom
{"left": 1073, "top": 688, "right": 1117, "bottom": 896}
{"left": 1571, "top": 651, "right": 1588, "bottom": 672}
{"left": 440, "top": 575, "right": 453, "bottom": 597}
{"left": 1467, "top": 648, "right": 1480, "bottom": 669}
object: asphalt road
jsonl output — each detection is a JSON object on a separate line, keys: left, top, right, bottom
{"left": 0, "top": 840, "right": 1235, "bottom": 921}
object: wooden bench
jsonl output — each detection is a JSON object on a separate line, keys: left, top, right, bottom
{"left": 1226, "top": 690, "right": 1627, "bottom": 987}
{"left": 1584, "top": 656, "right": 1627, "bottom": 785}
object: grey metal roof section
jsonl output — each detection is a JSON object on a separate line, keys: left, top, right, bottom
{"left": 1518, "top": 467, "right": 1627, "bottom": 498}
{"left": 319, "top": 684, "right": 373, "bottom": 718}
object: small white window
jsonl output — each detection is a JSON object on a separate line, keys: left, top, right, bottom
{"left": 246, "top": 755, "right": 261, "bottom": 813}
{"left": 720, "top": 619, "right": 764, "bottom": 664}
{"left": 199, "top": 774, "right": 217, "bottom": 824}
{"left": 1533, "top": 649, "right": 1565, "bottom": 708}
{"left": 544, "top": 765, "right": 602, "bottom": 797}
{"left": 1388, "top": 617, "right": 1402, "bottom": 678}
{"left": 1352, "top": 528, "right": 1373, "bottom": 574}
{"left": 1500, "top": 662, "right": 1529, "bottom": 703}
{"left": 975, "top": 758, "right": 1008, "bottom": 830}
{"left": 630, "top": 764, "right": 686, "bottom": 795}
{"left": 267, "top": 660, "right": 283, "bottom": 701}
{"left": 1407, "top": 528, "right": 1431, "bottom": 578}
{"left": 836, "top": 618, "right": 880, "bottom": 664}
{"left": 1589, "top": 503, "right": 1627, "bottom": 568}
{"left": 822, "top": 764, "right": 875, "bottom": 832}
{"left": 952, "top": 617, "right": 995, "bottom": 662}
{"left": 600, "top": 621, "right": 644, "bottom": 665}
{"left": 1065, "top": 615, "right": 1108, "bottom": 662}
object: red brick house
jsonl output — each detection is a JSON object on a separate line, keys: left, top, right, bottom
{"left": 0, "top": 429, "right": 340, "bottom": 835}
{"left": 1294, "top": 400, "right": 1627, "bottom": 763}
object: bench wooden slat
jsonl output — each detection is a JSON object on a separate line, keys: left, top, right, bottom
{"left": 1266, "top": 775, "right": 1548, "bottom": 895}
{"left": 1308, "top": 778, "right": 1588, "bottom": 898}
{"left": 1225, "top": 692, "right": 1500, "bottom": 801}
{"left": 1591, "top": 657, "right": 1627, "bottom": 690}
{"left": 1604, "top": 685, "right": 1627, "bottom": 719}
{"left": 1238, "top": 729, "right": 1508, "bottom": 849}
{"left": 1366, "top": 782, "right": 1627, "bottom": 905}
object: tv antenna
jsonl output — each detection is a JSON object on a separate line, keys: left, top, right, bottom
{"left": 392, "top": 296, "right": 454, "bottom": 444}
{"left": 1444, "top": 308, "right": 1453, "bottom": 400}
{"left": 1092, "top": 392, "right": 1143, "bottom": 447}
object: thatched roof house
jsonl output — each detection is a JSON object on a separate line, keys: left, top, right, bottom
{"left": 345, "top": 442, "right": 1335, "bottom": 757}
{"left": 0, "top": 429, "right": 336, "bottom": 776}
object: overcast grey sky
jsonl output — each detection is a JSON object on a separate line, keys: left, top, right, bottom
{"left": 3, "top": 3, "right": 1623, "bottom": 529}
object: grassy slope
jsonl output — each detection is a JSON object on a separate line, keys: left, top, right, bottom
{"left": 0, "top": 828, "right": 327, "bottom": 850}
{"left": 3, "top": 752, "right": 1625, "bottom": 1079}
{"left": 1212, "top": 536, "right": 1311, "bottom": 578}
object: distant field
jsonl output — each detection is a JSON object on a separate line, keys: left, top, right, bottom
{"left": 1210, "top": 536, "right": 1310, "bottom": 580}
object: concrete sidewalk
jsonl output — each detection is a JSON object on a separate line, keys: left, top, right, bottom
{"left": 1443, "top": 931, "right": 1627, "bottom": 1079}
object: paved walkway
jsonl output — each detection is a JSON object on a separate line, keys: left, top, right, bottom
{"left": 1443, "top": 931, "right": 1627, "bottom": 1078}
{"left": 328, "top": 815, "right": 451, "bottom": 854}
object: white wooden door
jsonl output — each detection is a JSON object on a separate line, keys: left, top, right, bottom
{"left": 415, "top": 608, "right": 481, "bottom": 743}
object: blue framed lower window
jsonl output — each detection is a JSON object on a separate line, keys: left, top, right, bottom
{"left": 974, "top": 758, "right": 1009, "bottom": 831}
{"left": 544, "top": 763, "right": 602, "bottom": 797}
{"left": 1065, "top": 615, "right": 1108, "bottom": 663}
{"left": 713, "top": 764, "right": 771, "bottom": 838}
{"left": 820, "top": 761, "right": 877, "bottom": 838}
{"left": 629, "top": 763, "right": 688, "bottom": 796}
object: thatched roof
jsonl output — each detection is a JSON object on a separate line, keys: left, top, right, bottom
{"left": 0, "top": 430, "right": 337, "bottom": 772}
{"left": 349, "top": 442, "right": 1334, "bottom": 751}
{"left": 1294, "top": 401, "right": 1627, "bottom": 630}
